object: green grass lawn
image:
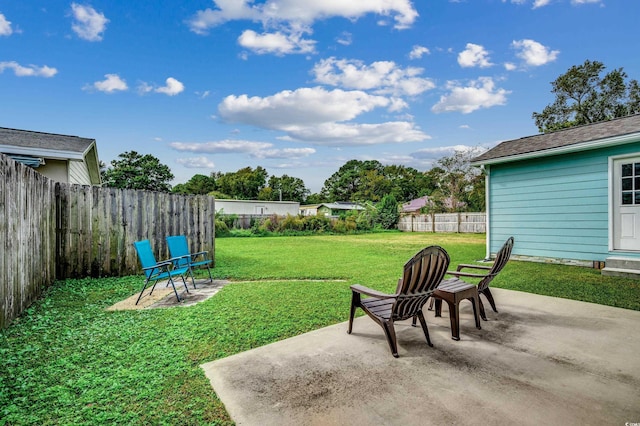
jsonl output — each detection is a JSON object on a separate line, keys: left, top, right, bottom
{"left": 1, "top": 233, "right": 638, "bottom": 425}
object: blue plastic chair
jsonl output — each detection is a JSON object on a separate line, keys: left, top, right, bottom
{"left": 166, "top": 235, "right": 213, "bottom": 286}
{"left": 133, "top": 240, "right": 190, "bottom": 305}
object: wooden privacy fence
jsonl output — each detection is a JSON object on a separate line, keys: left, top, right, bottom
{"left": 1, "top": 154, "right": 215, "bottom": 328}
{"left": 398, "top": 213, "right": 486, "bottom": 233}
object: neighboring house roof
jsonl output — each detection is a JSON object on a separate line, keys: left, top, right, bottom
{"left": 0, "top": 127, "right": 101, "bottom": 185}
{"left": 402, "top": 196, "right": 430, "bottom": 213}
{"left": 472, "top": 114, "right": 640, "bottom": 166}
{"left": 319, "top": 202, "right": 365, "bottom": 211}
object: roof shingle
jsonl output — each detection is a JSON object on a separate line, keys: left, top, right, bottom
{"left": 472, "top": 114, "right": 640, "bottom": 164}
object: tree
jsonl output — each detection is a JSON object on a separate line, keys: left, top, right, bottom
{"left": 215, "top": 166, "right": 268, "bottom": 199}
{"left": 321, "top": 160, "right": 384, "bottom": 202}
{"left": 102, "top": 151, "right": 174, "bottom": 192}
{"left": 429, "top": 149, "right": 485, "bottom": 212}
{"left": 533, "top": 60, "right": 640, "bottom": 133}
{"left": 172, "top": 174, "right": 216, "bottom": 195}
{"left": 376, "top": 194, "right": 399, "bottom": 229}
{"left": 259, "top": 174, "right": 310, "bottom": 203}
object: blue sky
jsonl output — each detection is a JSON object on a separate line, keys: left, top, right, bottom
{"left": 1, "top": 0, "right": 638, "bottom": 193}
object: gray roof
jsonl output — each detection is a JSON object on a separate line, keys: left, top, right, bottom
{"left": 0, "top": 127, "right": 95, "bottom": 155}
{"left": 473, "top": 114, "right": 640, "bottom": 165}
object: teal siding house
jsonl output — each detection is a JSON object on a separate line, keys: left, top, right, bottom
{"left": 473, "top": 114, "right": 640, "bottom": 270}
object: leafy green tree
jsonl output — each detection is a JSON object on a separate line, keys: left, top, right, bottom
{"left": 172, "top": 174, "right": 216, "bottom": 195}
{"left": 321, "top": 160, "right": 384, "bottom": 202}
{"left": 101, "top": 151, "right": 174, "bottom": 192}
{"left": 429, "top": 150, "right": 484, "bottom": 212}
{"left": 259, "top": 174, "right": 310, "bottom": 203}
{"left": 215, "top": 166, "right": 268, "bottom": 199}
{"left": 376, "top": 194, "right": 399, "bottom": 229}
{"left": 533, "top": 60, "right": 640, "bottom": 133}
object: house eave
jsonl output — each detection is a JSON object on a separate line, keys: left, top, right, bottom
{"left": 472, "top": 132, "right": 640, "bottom": 166}
{"left": 0, "top": 144, "right": 87, "bottom": 161}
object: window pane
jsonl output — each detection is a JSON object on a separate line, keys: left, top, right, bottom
{"left": 635, "top": 177, "right": 640, "bottom": 189}
{"left": 623, "top": 163, "right": 633, "bottom": 177}
{"left": 635, "top": 163, "right": 640, "bottom": 176}
{"left": 623, "top": 192, "right": 633, "bottom": 204}
{"left": 635, "top": 191, "right": 640, "bottom": 205}
{"left": 622, "top": 178, "right": 633, "bottom": 191}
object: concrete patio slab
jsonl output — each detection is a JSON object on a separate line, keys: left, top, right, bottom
{"left": 201, "top": 288, "right": 640, "bottom": 426}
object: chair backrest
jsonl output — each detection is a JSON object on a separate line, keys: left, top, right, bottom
{"left": 478, "top": 237, "right": 514, "bottom": 292}
{"left": 393, "top": 246, "right": 450, "bottom": 321}
{"left": 133, "top": 240, "right": 158, "bottom": 278}
{"left": 166, "top": 235, "right": 190, "bottom": 267}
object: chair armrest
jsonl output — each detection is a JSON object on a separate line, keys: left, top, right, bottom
{"left": 350, "top": 284, "right": 396, "bottom": 299}
{"left": 447, "top": 270, "right": 494, "bottom": 279}
{"left": 456, "top": 263, "right": 492, "bottom": 272}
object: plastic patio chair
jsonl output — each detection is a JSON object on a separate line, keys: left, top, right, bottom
{"left": 166, "top": 235, "right": 213, "bottom": 286}
{"left": 348, "top": 246, "right": 450, "bottom": 357}
{"left": 133, "top": 239, "right": 191, "bottom": 305}
{"left": 428, "top": 236, "right": 514, "bottom": 338}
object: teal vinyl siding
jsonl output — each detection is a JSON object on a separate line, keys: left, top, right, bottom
{"left": 488, "top": 143, "right": 640, "bottom": 262}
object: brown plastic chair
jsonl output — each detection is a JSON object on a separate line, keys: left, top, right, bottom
{"left": 348, "top": 246, "right": 450, "bottom": 357}
{"left": 431, "top": 237, "right": 514, "bottom": 333}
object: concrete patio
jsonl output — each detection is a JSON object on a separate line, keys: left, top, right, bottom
{"left": 202, "top": 288, "right": 640, "bottom": 426}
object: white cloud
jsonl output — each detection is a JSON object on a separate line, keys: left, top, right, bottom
{"left": 170, "top": 140, "right": 273, "bottom": 153}
{"left": 312, "top": 57, "right": 435, "bottom": 97}
{"left": 409, "top": 45, "right": 430, "bottom": 59}
{"left": 431, "top": 77, "right": 510, "bottom": 114}
{"left": 572, "top": 0, "right": 602, "bottom": 4}
{"left": 512, "top": 39, "right": 559, "bottom": 66}
{"left": 219, "top": 86, "right": 392, "bottom": 129}
{"left": 0, "top": 13, "right": 13, "bottom": 36}
{"left": 504, "top": 62, "right": 517, "bottom": 71}
{"left": 187, "top": 0, "right": 418, "bottom": 34}
{"left": 71, "top": 3, "right": 109, "bottom": 41}
{"left": 138, "top": 77, "right": 185, "bottom": 96}
{"left": 85, "top": 74, "right": 128, "bottom": 93}
{"left": 0, "top": 61, "right": 57, "bottom": 77}
{"left": 217, "top": 86, "right": 429, "bottom": 146}
{"left": 336, "top": 31, "right": 352, "bottom": 46}
{"left": 458, "top": 43, "right": 493, "bottom": 68}
{"left": 251, "top": 147, "right": 316, "bottom": 159}
{"left": 155, "top": 77, "right": 185, "bottom": 96}
{"left": 176, "top": 157, "right": 216, "bottom": 168}
{"left": 238, "top": 29, "right": 315, "bottom": 55}
{"left": 532, "top": 0, "right": 552, "bottom": 8}
{"left": 169, "top": 140, "right": 316, "bottom": 160}
{"left": 411, "top": 145, "right": 485, "bottom": 160}
{"left": 280, "top": 121, "right": 430, "bottom": 146}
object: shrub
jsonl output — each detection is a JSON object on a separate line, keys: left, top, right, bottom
{"left": 214, "top": 219, "right": 230, "bottom": 237}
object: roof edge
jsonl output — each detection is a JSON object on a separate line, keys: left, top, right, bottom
{"left": 471, "top": 132, "right": 640, "bottom": 166}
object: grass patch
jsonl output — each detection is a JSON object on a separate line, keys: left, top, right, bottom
{"left": 1, "top": 233, "right": 638, "bottom": 424}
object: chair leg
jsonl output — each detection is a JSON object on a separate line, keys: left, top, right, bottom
{"left": 481, "top": 288, "right": 499, "bottom": 313}
{"left": 427, "top": 298, "right": 435, "bottom": 311}
{"left": 168, "top": 277, "right": 183, "bottom": 302}
{"left": 445, "top": 300, "right": 461, "bottom": 341}
{"left": 434, "top": 299, "right": 443, "bottom": 317}
{"left": 188, "top": 268, "right": 197, "bottom": 289}
{"left": 477, "top": 297, "right": 488, "bottom": 321}
{"left": 469, "top": 296, "right": 482, "bottom": 330}
{"left": 347, "top": 292, "right": 360, "bottom": 334}
{"left": 205, "top": 266, "right": 213, "bottom": 283}
{"left": 416, "top": 311, "right": 433, "bottom": 347}
{"left": 381, "top": 321, "right": 399, "bottom": 358}
{"left": 135, "top": 279, "right": 151, "bottom": 305}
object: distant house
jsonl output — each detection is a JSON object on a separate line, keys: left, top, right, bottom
{"left": 300, "top": 202, "right": 366, "bottom": 217}
{"left": 318, "top": 202, "right": 366, "bottom": 217}
{"left": 401, "top": 196, "right": 430, "bottom": 213}
{"left": 473, "top": 114, "right": 640, "bottom": 272}
{"left": 401, "top": 195, "right": 465, "bottom": 213}
{"left": 0, "top": 127, "right": 101, "bottom": 185}
{"left": 215, "top": 199, "right": 300, "bottom": 216}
